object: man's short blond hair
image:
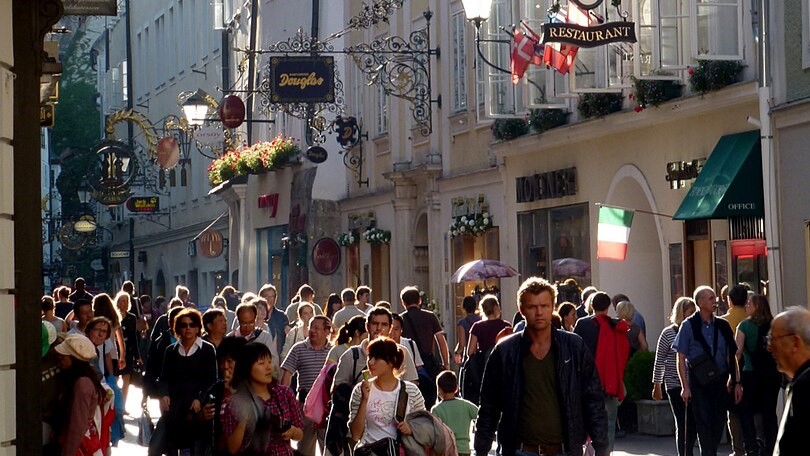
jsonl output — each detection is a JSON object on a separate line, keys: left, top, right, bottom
{"left": 517, "top": 277, "right": 557, "bottom": 308}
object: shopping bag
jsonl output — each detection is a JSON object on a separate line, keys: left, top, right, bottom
{"left": 137, "top": 406, "right": 154, "bottom": 447}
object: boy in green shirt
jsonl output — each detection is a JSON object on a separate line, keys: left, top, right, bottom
{"left": 431, "top": 371, "right": 479, "bottom": 456}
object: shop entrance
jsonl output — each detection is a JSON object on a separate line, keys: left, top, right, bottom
{"left": 684, "top": 220, "right": 712, "bottom": 293}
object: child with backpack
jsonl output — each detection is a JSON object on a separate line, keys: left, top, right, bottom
{"left": 431, "top": 371, "right": 478, "bottom": 456}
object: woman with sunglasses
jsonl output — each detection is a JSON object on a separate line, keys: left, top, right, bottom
{"left": 159, "top": 308, "right": 219, "bottom": 455}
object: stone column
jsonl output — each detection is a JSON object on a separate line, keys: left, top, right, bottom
{"left": 389, "top": 173, "right": 417, "bottom": 304}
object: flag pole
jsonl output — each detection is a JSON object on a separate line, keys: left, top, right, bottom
{"left": 595, "top": 202, "right": 673, "bottom": 219}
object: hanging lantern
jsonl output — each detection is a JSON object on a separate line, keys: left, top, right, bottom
{"left": 218, "top": 94, "right": 246, "bottom": 129}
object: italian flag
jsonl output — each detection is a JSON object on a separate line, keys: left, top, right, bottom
{"left": 597, "top": 206, "right": 634, "bottom": 261}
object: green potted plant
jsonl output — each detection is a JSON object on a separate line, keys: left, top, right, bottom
{"left": 528, "top": 108, "right": 569, "bottom": 133}
{"left": 491, "top": 118, "right": 529, "bottom": 141}
{"left": 624, "top": 351, "right": 675, "bottom": 436}
{"left": 631, "top": 76, "right": 683, "bottom": 110}
{"left": 577, "top": 92, "right": 624, "bottom": 119}
{"left": 689, "top": 60, "right": 744, "bottom": 95}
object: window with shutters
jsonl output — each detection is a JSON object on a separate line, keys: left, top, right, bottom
{"left": 451, "top": 9, "right": 468, "bottom": 112}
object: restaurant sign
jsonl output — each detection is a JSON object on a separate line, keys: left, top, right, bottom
{"left": 268, "top": 56, "right": 335, "bottom": 104}
{"left": 542, "top": 0, "right": 636, "bottom": 47}
{"left": 312, "top": 238, "right": 341, "bottom": 275}
{"left": 542, "top": 22, "right": 637, "bottom": 48}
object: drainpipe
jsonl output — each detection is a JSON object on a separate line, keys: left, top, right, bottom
{"left": 246, "top": 0, "right": 259, "bottom": 143}
{"left": 756, "top": 0, "right": 783, "bottom": 308}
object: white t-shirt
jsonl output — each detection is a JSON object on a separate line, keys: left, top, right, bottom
{"left": 349, "top": 380, "right": 425, "bottom": 445}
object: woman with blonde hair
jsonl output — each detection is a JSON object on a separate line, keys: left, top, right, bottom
{"left": 652, "top": 297, "right": 697, "bottom": 456}
{"left": 617, "top": 300, "right": 648, "bottom": 355}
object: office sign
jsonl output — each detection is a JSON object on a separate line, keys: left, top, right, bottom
{"left": 268, "top": 56, "right": 335, "bottom": 103}
{"left": 62, "top": 0, "right": 117, "bottom": 15}
{"left": 542, "top": 22, "right": 637, "bottom": 47}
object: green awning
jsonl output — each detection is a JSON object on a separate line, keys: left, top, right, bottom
{"left": 673, "top": 130, "right": 763, "bottom": 220}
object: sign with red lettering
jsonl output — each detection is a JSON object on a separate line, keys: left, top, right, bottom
{"left": 312, "top": 238, "right": 341, "bottom": 275}
{"left": 258, "top": 193, "right": 280, "bottom": 217}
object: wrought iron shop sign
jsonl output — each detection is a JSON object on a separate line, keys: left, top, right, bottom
{"left": 542, "top": 22, "right": 637, "bottom": 47}
{"left": 268, "top": 56, "right": 335, "bottom": 103}
{"left": 516, "top": 167, "right": 578, "bottom": 203}
{"left": 62, "top": 0, "right": 117, "bottom": 15}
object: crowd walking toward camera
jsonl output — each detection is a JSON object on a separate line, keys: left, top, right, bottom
{"left": 40, "top": 276, "right": 808, "bottom": 456}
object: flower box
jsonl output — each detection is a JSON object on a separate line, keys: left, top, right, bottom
{"left": 207, "top": 134, "right": 300, "bottom": 187}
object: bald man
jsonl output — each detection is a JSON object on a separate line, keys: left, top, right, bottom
{"left": 769, "top": 306, "right": 810, "bottom": 456}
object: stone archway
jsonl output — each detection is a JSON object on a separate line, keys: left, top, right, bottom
{"left": 600, "top": 165, "right": 668, "bottom": 342}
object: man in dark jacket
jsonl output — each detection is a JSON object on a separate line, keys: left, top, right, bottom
{"left": 770, "top": 306, "right": 810, "bottom": 456}
{"left": 474, "top": 277, "right": 608, "bottom": 456}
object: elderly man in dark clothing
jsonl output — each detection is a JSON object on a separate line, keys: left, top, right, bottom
{"left": 475, "top": 277, "right": 608, "bottom": 456}
{"left": 769, "top": 306, "right": 810, "bottom": 456}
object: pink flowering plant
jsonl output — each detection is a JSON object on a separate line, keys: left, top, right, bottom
{"left": 208, "top": 134, "right": 301, "bottom": 186}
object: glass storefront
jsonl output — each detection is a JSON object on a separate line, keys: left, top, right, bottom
{"left": 451, "top": 227, "right": 501, "bottom": 316}
{"left": 257, "top": 225, "right": 288, "bottom": 305}
{"left": 517, "top": 203, "right": 591, "bottom": 286}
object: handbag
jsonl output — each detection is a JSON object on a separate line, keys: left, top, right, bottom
{"left": 689, "top": 352, "right": 722, "bottom": 386}
{"left": 354, "top": 437, "right": 399, "bottom": 456}
{"left": 354, "top": 381, "right": 409, "bottom": 456}
{"left": 688, "top": 316, "right": 723, "bottom": 386}
{"left": 137, "top": 405, "right": 154, "bottom": 447}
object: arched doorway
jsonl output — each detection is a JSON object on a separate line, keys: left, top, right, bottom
{"left": 413, "top": 213, "right": 429, "bottom": 291}
{"left": 601, "top": 166, "right": 667, "bottom": 342}
{"left": 155, "top": 269, "right": 166, "bottom": 298}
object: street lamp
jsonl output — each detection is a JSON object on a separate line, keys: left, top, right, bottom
{"left": 179, "top": 89, "right": 215, "bottom": 126}
{"left": 461, "top": 0, "right": 511, "bottom": 74}
{"left": 461, "top": 0, "right": 494, "bottom": 30}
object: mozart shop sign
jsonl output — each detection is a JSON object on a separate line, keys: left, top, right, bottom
{"left": 268, "top": 56, "right": 335, "bottom": 103}
{"left": 516, "top": 167, "right": 578, "bottom": 203}
{"left": 666, "top": 158, "right": 705, "bottom": 189}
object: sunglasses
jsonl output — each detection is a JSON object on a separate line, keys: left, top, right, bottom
{"left": 177, "top": 321, "right": 198, "bottom": 329}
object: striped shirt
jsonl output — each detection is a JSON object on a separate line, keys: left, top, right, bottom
{"left": 652, "top": 325, "right": 682, "bottom": 391}
{"left": 281, "top": 339, "right": 332, "bottom": 394}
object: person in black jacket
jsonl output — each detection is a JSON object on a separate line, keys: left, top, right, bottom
{"left": 158, "top": 308, "right": 218, "bottom": 455}
{"left": 474, "top": 277, "right": 608, "bottom": 456}
{"left": 770, "top": 306, "right": 810, "bottom": 456}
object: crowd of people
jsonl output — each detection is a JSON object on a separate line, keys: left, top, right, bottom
{"left": 39, "top": 276, "right": 809, "bottom": 456}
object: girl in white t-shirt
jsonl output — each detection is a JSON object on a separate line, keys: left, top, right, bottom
{"left": 349, "top": 337, "right": 425, "bottom": 447}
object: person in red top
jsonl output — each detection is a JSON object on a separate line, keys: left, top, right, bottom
{"left": 222, "top": 342, "right": 304, "bottom": 455}
{"left": 573, "top": 291, "right": 630, "bottom": 453}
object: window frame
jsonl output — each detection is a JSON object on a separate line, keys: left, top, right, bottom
{"left": 690, "top": 0, "right": 744, "bottom": 61}
{"left": 633, "top": 0, "right": 690, "bottom": 80}
{"left": 451, "top": 9, "right": 469, "bottom": 113}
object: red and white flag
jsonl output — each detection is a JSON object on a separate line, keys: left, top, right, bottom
{"left": 510, "top": 25, "right": 542, "bottom": 84}
{"left": 542, "top": 2, "right": 594, "bottom": 75}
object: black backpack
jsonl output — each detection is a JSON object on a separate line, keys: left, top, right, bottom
{"left": 749, "top": 321, "right": 781, "bottom": 383}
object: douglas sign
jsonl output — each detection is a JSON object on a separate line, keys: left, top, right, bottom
{"left": 269, "top": 56, "right": 335, "bottom": 103}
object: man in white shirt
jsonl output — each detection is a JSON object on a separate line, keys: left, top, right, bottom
{"left": 228, "top": 301, "right": 279, "bottom": 366}
{"left": 333, "top": 287, "right": 365, "bottom": 329}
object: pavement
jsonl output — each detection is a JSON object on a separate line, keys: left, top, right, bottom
{"left": 112, "top": 384, "right": 732, "bottom": 456}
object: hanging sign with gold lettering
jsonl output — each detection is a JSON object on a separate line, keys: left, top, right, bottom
{"left": 542, "top": 21, "right": 637, "bottom": 47}
{"left": 269, "top": 56, "right": 335, "bottom": 103}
